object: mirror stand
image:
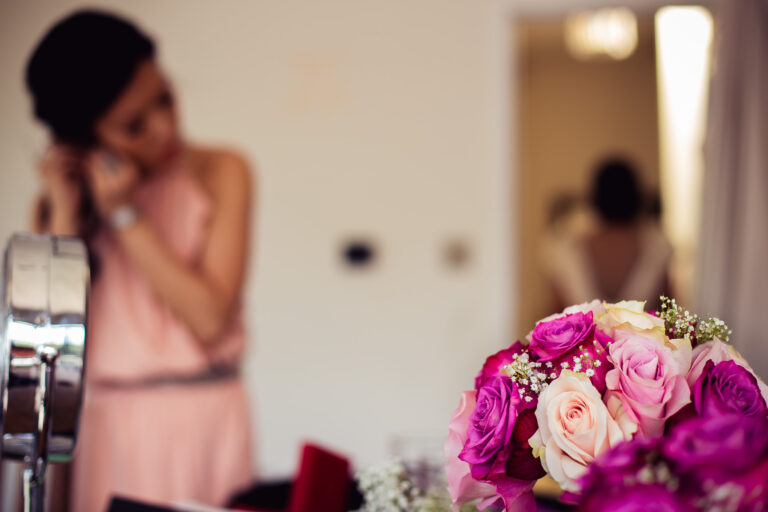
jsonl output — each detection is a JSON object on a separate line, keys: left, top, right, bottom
{"left": 1, "top": 234, "right": 89, "bottom": 512}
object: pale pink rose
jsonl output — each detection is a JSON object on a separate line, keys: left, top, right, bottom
{"left": 605, "top": 330, "right": 691, "bottom": 437}
{"left": 445, "top": 391, "right": 501, "bottom": 511}
{"left": 526, "top": 300, "right": 606, "bottom": 342}
{"left": 528, "top": 371, "right": 636, "bottom": 492}
{"left": 596, "top": 300, "right": 665, "bottom": 337}
{"left": 688, "top": 337, "right": 768, "bottom": 405}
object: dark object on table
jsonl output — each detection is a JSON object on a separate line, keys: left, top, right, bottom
{"left": 108, "top": 496, "right": 176, "bottom": 512}
{"left": 230, "top": 481, "right": 293, "bottom": 510}
{"left": 230, "top": 443, "right": 361, "bottom": 512}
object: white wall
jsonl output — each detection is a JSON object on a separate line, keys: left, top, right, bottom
{"left": 0, "top": 0, "right": 514, "bottom": 479}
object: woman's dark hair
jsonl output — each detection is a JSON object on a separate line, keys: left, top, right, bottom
{"left": 590, "top": 157, "right": 642, "bottom": 224}
{"left": 26, "top": 9, "right": 155, "bottom": 146}
{"left": 27, "top": 10, "right": 155, "bottom": 277}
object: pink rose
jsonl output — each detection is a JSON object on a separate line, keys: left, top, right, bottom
{"left": 687, "top": 337, "right": 768, "bottom": 405}
{"left": 528, "top": 371, "right": 636, "bottom": 492}
{"left": 605, "top": 330, "right": 691, "bottom": 437}
{"left": 445, "top": 391, "right": 501, "bottom": 511}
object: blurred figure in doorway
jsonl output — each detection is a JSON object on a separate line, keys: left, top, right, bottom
{"left": 542, "top": 157, "right": 672, "bottom": 312}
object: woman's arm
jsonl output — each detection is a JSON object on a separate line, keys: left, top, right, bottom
{"left": 88, "top": 150, "right": 253, "bottom": 345}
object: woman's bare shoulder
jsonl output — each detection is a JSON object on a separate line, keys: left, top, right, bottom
{"left": 186, "top": 145, "right": 254, "bottom": 200}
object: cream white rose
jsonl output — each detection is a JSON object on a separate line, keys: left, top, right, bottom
{"left": 596, "top": 300, "right": 665, "bottom": 337}
{"left": 528, "top": 371, "right": 637, "bottom": 492}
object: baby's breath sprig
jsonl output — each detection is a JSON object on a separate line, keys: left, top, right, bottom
{"left": 659, "top": 296, "right": 698, "bottom": 340}
{"left": 502, "top": 344, "right": 606, "bottom": 402}
{"left": 694, "top": 315, "right": 732, "bottom": 344}
{"left": 501, "top": 351, "right": 555, "bottom": 403}
{"left": 560, "top": 340, "right": 605, "bottom": 380}
{"left": 657, "top": 296, "right": 732, "bottom": 345}
{"left": 620, "top": 460, "right": 679, "bottom": 494}
{"left": 355, "top": 458, "right": 454, "bottom": 512}
{"left": 355, "top": 458, "right": 421, "bottom": 512}
{"left": 696, "top": 480, "right": 746, "bottom": 512}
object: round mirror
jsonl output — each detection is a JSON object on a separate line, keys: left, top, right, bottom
{"left": 0, "top": 233, "right": 89, "bottom": 509}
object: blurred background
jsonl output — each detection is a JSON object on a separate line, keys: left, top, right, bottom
{"left": 3, "top": 0, "right": 513, "bottom": 494}
{"left": 1, "top": 0, "right": 765, "bottom": 509}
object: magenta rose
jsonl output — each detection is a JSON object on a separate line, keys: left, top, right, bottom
{"left": 577, "top": 437, "right": 662, "bottom": 492}
{"left": 663, "top": 414, "right": 768, "bottom": 510}
{"left": 529, "top": 312, "right": 613, "bottom": 393}
{"left": 529, "top": 312, "right": 596, "bottom": 361}
{"left": 663, "top": 403, "right": 697, "bottom": 433}
{"left": 605, "top": 331, "right": 690, "bottom": 437}
{"left": 725, "top": 457, "right": 768, "bottom": 511}
{"left": 475, "top": 341, "right": 526, "bottom": 390}
{"left": 576, "top": 483, "right": 690, "bottom": 512}
{"left": 693, "top": 360, "right": 768, "bottom": 418}
{"left": 459, "top": 376, "right": 520, "bottom": 480}
{"left": 687, "top": 337, "right": 768, "bottom": 404}
{"left": 576, "top": 437, "right": 696, "bottom": 511}
{"left": 445, "top": 391, "right": 502, "bottom": 511}
{"left": 662, "top": 413, "right": 768, "bottom": 478}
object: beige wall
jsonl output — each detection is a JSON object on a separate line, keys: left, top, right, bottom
{"left": 516, "top": 15, "right": 660, "bottom": 330}
{"left": 0, "top": 0, "right": 515, "bottom": 483}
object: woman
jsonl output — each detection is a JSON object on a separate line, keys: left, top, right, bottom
{"left": 26, "top": 10, "right": 255, "bottom": 511}
{"left": 542, "top": 158, "right": 672, "bottom": 312}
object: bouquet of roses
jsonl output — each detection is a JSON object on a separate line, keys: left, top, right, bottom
{"left": 445, "top": 298, "right": 768, "bottom": 511}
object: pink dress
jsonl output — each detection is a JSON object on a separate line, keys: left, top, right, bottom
{"left": 71, "top": 166, "right": 254, "bottom": 512}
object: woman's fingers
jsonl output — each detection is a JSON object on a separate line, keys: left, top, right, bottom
{"left": 37, "top": 144, "right": 84, "bottom": 220}
{"left": 44, "top": 142, "right": 84, "bottom": 162}
{"left": 86, "top": 150, "right": 131, "bottom": 189}
{"left": 40, "top": 145, "right": 84, "bottom": 179}
{"left": 85, "top": 149, "right": 139, "bottom": 216}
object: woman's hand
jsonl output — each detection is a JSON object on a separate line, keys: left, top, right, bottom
{"left": 86, "top": 149, "right": 140, "bottom": 217}
{"left": 38, "top": 144, "right": 86, "bottom": 235}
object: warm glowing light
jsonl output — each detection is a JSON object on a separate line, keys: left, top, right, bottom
{"left": 565, "top": 8, "right": 638, "bottom": 60}
{"left": 655, "top": 6, "right": 713, "bottom": 305}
